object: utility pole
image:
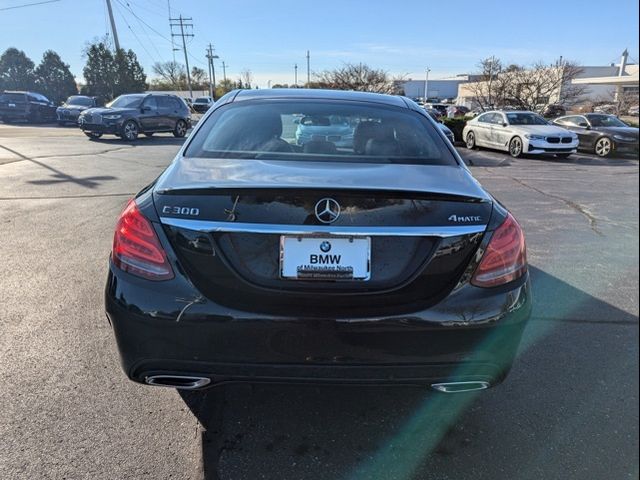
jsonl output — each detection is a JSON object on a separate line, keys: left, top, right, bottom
{"left": 306, "top": 50, "right": 310, "bottom": 85}
{"left": 424, "top": 67, "right": 430, "bottom": 103}
{"left": 170, "top": 15, "right": 194, "bottom": 98}
{"left": 294, "top": 63, "right": 298, "bottom": 87}
{"left": 221, "top": 61, "right": 227, "bottom": 84}
{"left": 105, "top": 0, "right": 120, "bottom": 51}
{"left": 206, "top": 44, "right": 219, "bottom": 100}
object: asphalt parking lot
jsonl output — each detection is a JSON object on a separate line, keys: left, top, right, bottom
{"left": 0, "top": 123, "right": 637, "bottom": 480}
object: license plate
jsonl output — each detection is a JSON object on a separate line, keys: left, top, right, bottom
{"left": 280, "top": 236, "right": 371, "bottom": 280}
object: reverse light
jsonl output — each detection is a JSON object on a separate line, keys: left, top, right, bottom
{"left": 112, "top": 199, "right": 174, "bottom": 280}
{"left": 471, "top": 213, "right": 527, "bottom": 288}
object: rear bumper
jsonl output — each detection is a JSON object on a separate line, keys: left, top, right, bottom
{"left": 105, "top": 263, "right": 532, "bottom": 388}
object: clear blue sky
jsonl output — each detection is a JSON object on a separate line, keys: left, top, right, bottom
{"left": 1, "top": 0, "right": 638, "bottom": 88}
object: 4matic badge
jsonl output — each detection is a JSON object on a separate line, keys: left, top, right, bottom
{"left": 448, "top": 214, "right": 482, "bottom": 223}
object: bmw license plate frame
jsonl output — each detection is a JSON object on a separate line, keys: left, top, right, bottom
{"left": 280, "top": 235, "right": 371, "bottom": 281}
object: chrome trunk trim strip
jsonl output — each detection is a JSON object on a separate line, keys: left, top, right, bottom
{"left": 159, "top": 217, "right": 487, "bottom": 238}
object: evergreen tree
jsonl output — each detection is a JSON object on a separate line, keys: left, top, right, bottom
{"left": 81, "top": 42, "right": 115, "bottom": 99}
{"left": 34, "top": 50, "right": 77, "bottom": 105}
{"left": 0, "top": 47, "right": 36, "bottom": 91}
{"left": 82, "top": 42, "right": 147, "bottom": 100}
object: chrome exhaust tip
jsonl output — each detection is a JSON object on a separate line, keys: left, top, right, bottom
{"left": 431, "top": 381, "right": 490, "bottom": 393}
{"left": 145, "top": 375, "right": 211, "bottom": 390}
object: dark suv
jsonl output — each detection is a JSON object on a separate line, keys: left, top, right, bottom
{"left": 0, "top": 91, "right": 57, "bottom": 123}
{"left": 78, "top": 93, "right": 191, "bottom": 140}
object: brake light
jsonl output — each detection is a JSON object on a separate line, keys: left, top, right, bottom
{"left": 112, "top": 199, "right": 174, "bottom": 280}
{"left": 471, "top": 213, "right": 527, "bottom": 288}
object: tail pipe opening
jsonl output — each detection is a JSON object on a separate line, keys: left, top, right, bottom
{"left": 145, "top": 375, "right": 211, "bottom": 390}
{"left": 431, "top": 381, "right": 490, "bottom": 393}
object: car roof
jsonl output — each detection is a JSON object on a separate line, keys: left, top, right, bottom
{"left": 232, "top": 88, "right": 408, "bottom": 108}
{"left": 485, "top": 110, "right": 537, "bottom": 114}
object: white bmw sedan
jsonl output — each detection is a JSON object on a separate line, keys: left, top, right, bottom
{"left": 463, "top": 110, "right": 579, "bottom": 158}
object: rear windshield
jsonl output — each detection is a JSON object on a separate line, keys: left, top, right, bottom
{"left": 185, "top": 100, "right": 456, "bottom": 165}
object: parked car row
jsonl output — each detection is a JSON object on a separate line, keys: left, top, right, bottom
{"left": 1, "top": 90, "right": 195, "bottom": 142}
{"left": 462, "top": 109, "right": 638, "bottom": 158}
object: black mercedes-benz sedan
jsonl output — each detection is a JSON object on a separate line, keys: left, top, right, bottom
{"left": 105, "top": 89, "right": 531, "bottom": 393}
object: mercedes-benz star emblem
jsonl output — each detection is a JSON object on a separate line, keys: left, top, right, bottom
{"left": 314, "top": 198, "right": 341, "bottom": 224}
{"left": 320, "top": 241, "right": 331, "bottom": 252}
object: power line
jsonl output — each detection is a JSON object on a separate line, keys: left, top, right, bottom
{"left": 115, "top": 0, "right": 173, "bottom": 44}
{"left": 111, "top": 0, "right": 159, "bottom": 64}
{"left": 117, "top": 0, "right": 164, "bottom": 60}
{"left": 0, "top": 0, "right": 59, "bottom": 11}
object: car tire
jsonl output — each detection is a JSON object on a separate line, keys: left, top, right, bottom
{"left": 509, "top": 136, "right": 524, "bottom": 158}
{"left": 144, "top": 132, "right": 154, "bottom": 137}
{"left": 84, "top": 131, "right": 103, "bottom": 140}
{"left": 465, "top": 131, "right": 476, "bottom": 149}
{"left": 173, "top": 119, "right": 188, "bottom": 138}
{"left": 594, "top": 137, "right": 612, "bottom": 157}
{"left": 122, "top": 120, "right": 139, "bottom": 141}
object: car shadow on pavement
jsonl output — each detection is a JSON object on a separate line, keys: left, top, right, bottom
{"left": 90, "top": 135, "right": 188, "bottom": 147}
{"left": 524, "top": 152, "right": 638, "bottom": 166}
{"left": 179, "top": 266, "right": 638, "bottom": 480}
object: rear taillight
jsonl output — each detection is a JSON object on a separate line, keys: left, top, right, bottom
{"left": 471, "top": 213, "right": 527, "bottom": 288}
{"left": 112, "top": 199, "right": 174, "bottom": 280}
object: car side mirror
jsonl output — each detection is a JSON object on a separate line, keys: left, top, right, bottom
{"left": 141, "top": 105, "right": 151, "bottom": 112}
{"left": 578, "top": 123, "right": 589, "bottom": 129}
{"left": 502, "top": 122, "right": 508, "bottom": 127}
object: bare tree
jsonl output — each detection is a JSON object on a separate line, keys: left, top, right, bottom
{"left": 594, "top": 88, "right": 640, "bottom": 116}
{"left": 315, "top": 63, "right": 404, "bottom": 94}
{"left": 151, "top": 61, "right": 186, "bottom": 89}
{"left": 240, "top": 69, "right": 253, "bottom": 89}
{"left": 190, "top": 66, "right": 207, "bottom": 89}
{"left": 465, "top": 58, "right": 587, "bottom": 113}
{"left": 464, "top": 56, "right": 504, "bottom": 111}
{"left": 501, "top": 60, "right": 586, "bottom": 112}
